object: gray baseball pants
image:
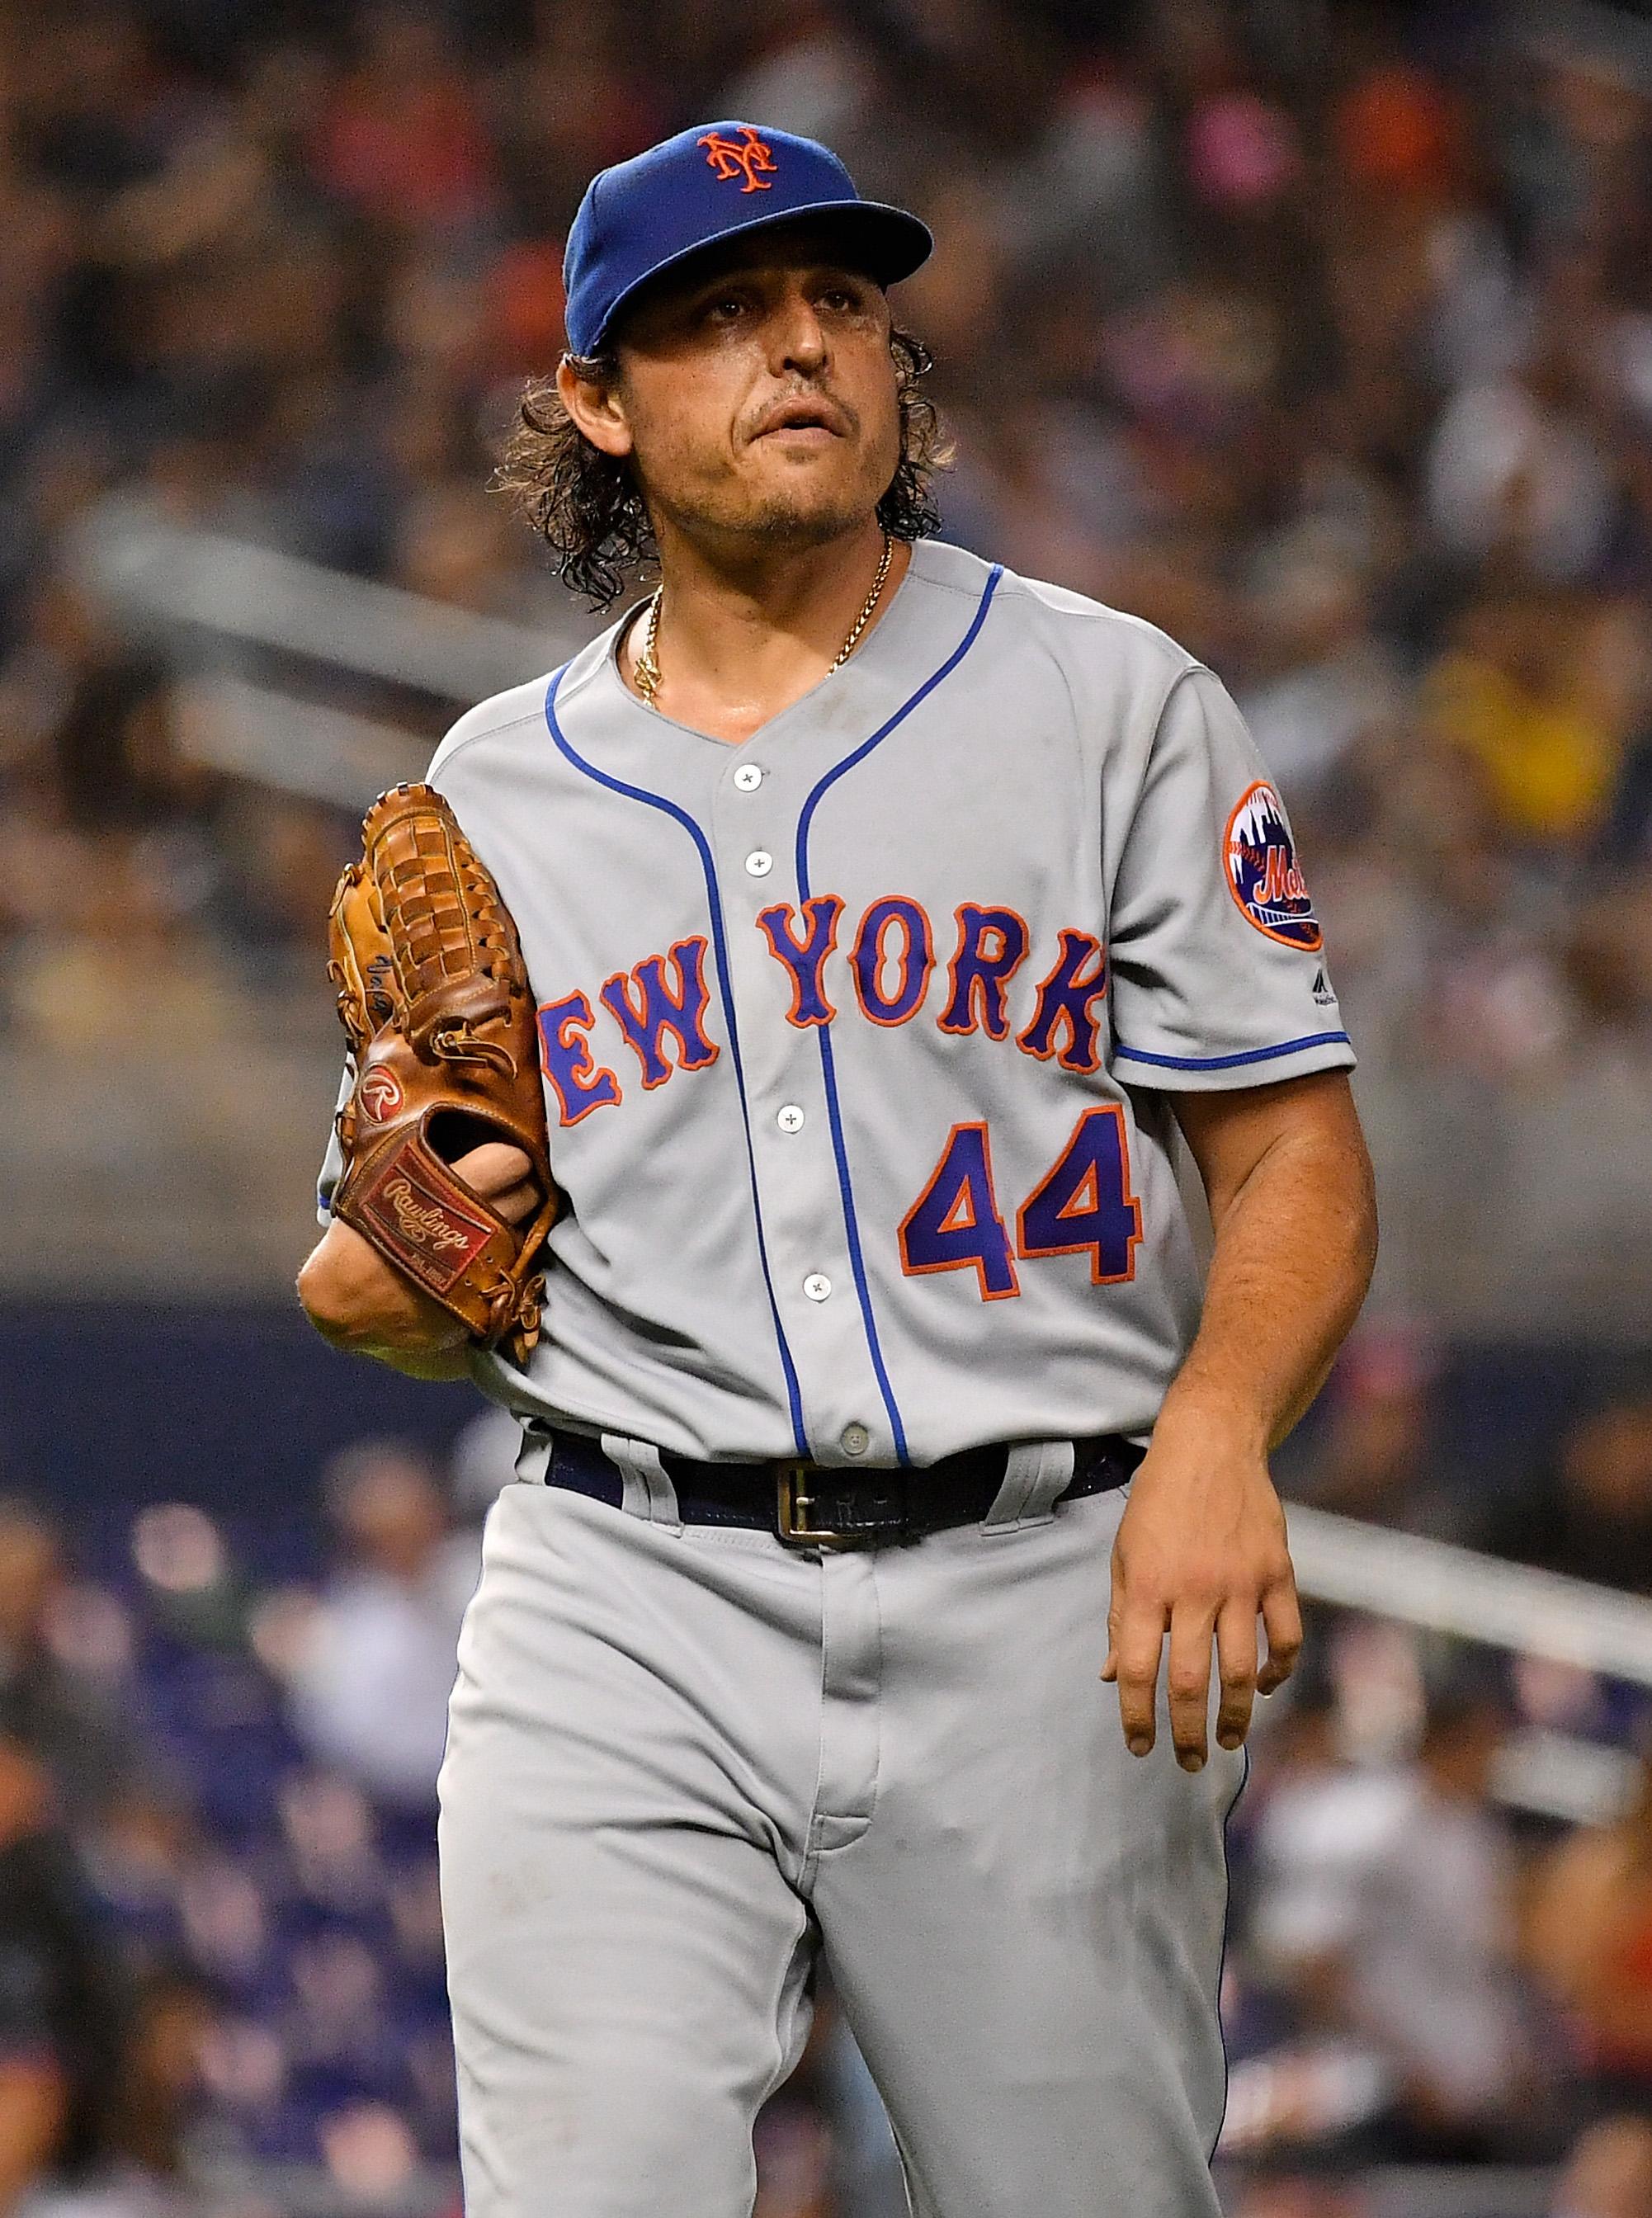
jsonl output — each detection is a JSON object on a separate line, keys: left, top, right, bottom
{"left": 437, "top": 1441, "right": 1246, "bottom": 2216}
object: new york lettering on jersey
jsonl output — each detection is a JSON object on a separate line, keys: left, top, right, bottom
{"left": 536, "top": 901, "right": 1112, "bottom": 1124}
{"left": 320, "top": 539, "right": 1352, "bottom": 1468}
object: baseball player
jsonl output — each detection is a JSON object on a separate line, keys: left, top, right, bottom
{"left": 299, "top": 121, "right": 1377, "bottom": 2218}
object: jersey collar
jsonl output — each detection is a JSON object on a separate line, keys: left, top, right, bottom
{"left": 595, "top": 536, "right": 938, "bottom": 753}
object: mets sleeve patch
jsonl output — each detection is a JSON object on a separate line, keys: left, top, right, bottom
{"left": 1223, "top": 780, "right": 1322, "bottom": 951}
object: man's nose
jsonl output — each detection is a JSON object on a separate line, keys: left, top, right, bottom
{"left": 771, "top": 294, "right": 828, "bottom": 375}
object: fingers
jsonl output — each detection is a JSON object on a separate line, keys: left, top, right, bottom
{"left": 1214, "top": 1598, "right": 1260, "bottom": 1753}
{"left": 1165, "top": 1602, "right": 1220, "bottom": 1771}
{"left": 1116, "top": 1603, "right": 1257, "bottom": 1771}
{"left": 1112, "top": 1597, "right": 1290, "bottom": 1764}
{"left": 1107, "top": 1598, "right": 1168, "bottom": 1759}
{"left": 1258, "top": 1567, "right": 1304, "bottom": 1696}
{"left": 491, "top": 1179, "right": 540, "bottom": 1227}
{"left": 1104, "top": 1585, "right": 1281, "bottom": 1767}
{"left": 453, "top": 1142, "right": 538, "bottom": 1219}
{"left": 1102, "top": 1484, "right": 1301, "bottom": 1764}
{"left": 454, "top": 1141, "right": 535, "bottom": 1193}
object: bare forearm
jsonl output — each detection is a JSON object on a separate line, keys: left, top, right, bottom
{"left": 1163, "top": 1093, "right": 1377, "bottom": 1453}
{"left": 319, "top": 1321, "right": 474, "bottom": 1384}
{"left": 1102, "top": 1074, "right": 1373, "bottom": 1770}
{"left": 299, "top": 1141, "right": 540, "bottom": 1381}
{"left": 296, "top": 1221, "right": 474, "bottom": 1381}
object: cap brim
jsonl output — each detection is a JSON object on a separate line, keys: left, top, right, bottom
{"left": 590, "top": 201, "right": 933, "bottom": 351}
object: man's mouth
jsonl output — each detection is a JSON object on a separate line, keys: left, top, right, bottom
{"left": 752, "top": 397, "right": 849, "bottom": 441}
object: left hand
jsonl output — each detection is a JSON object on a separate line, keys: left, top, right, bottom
{"left": 1100, "top": 1411, "right": 1301, "bottom": 1770}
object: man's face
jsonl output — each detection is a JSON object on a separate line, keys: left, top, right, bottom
{"left": 571, "top": 224, "right": 902, "bottom": 554}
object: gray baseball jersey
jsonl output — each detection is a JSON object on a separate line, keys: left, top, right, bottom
{"left": 319, "top": 533, "right": 1348, "bottom": 2218}
{"left": 319, "top": 536, "right": 1352, "bottom": 1466}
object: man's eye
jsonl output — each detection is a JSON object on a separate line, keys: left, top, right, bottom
{"left": 704, "top": 296, "right": 748, "bottom": 322}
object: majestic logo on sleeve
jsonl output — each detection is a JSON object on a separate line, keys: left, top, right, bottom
{"left": 697, "top": 126, "right": 776, "bottom": 192}
{"left": 1224, "top": 781, "right": 1322, "bottom": 951}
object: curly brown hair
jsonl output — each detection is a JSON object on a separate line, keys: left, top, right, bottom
{"left": 492, "top": 327, "right": 948, "bottom": 610}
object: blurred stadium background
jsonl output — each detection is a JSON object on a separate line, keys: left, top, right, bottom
{"left": 3, "top": 0, "right": 1652, "bottom": 2211}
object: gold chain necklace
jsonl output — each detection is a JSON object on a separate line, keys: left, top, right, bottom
{"left": 632, "top": 532, "right": 894, "bottom": 712}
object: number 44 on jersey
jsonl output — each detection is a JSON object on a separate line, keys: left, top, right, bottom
{"left": 899, "top": 1106, "right": 1142, "bottom": 1302}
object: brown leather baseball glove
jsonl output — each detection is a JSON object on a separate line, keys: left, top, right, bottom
{"left": 326, "top": 782, "right": 558, "bottom": 1363}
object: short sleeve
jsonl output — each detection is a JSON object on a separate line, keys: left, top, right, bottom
{"left": 314, "top": 1057, "right": 355, "bottom": 1226}
{"left": 1107, "top": 666, "right": 1355, "bottom": 1090}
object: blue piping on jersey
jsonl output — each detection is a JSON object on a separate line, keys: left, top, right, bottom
{"left": 1113, "top": 1029, "right": 1351, "bottom": 1073}
{"left": 795, "top": 564, "right": 1005, "bottom": 1468}
{"left": 542, "top": 666, "right": 809, "bottom": 1456}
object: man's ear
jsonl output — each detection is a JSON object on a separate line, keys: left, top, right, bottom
{"left": 555, "top": 356, "right": 633, "bottom": 460}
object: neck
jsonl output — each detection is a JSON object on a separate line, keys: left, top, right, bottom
{"left": 624, "top": 515, "right": 910, "bottom": 744}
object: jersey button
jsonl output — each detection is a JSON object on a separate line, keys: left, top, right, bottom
{"left": 840, "top": 1423, "right": 870, "bottom": 1457}
{"left": 745, "top": 850, "right": 773, "bottom": 877}
{"left": 776, "top": 1104, "right": 805, "bottom": 1134}
{"left": 733, "top": 763, "right": 763, "bottom": 791}
{"left": 803, "top": 1272, "right": 832, "bottom": 1302}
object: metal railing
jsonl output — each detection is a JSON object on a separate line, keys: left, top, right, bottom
{"left": 1286, "top": 1500, "right": 1652, "bottom": 1687}
{"left": 73, "top": 493, "right": 586, "bottom": 701}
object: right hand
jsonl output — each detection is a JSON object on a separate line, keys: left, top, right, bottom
{"left": 455, "top": 1141, "right": 540, "bottom": 1227}
{"left": 296, "top": 1143, "right": 540, "bottom": 1378}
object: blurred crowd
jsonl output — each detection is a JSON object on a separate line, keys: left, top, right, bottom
{"left": 0, "top": 0, "right": 1650, "bottom": 1318}
{"left": 0, "top": 1445, "right": 485, "bottom": 2218}
{"left": 6, "top": 1415, "right": 1652, "bottom": 2214}
{"left": 0, "top": 1419, "right": 911, "bottom": 2218}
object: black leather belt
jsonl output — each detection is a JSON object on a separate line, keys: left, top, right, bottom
{"left": 537, "top": 1428, "right": 1144, "bottom": 1548}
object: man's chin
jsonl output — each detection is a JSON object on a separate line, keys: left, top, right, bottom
{"left": 649, "top": 460, "right": 890, "bottom": 559}
{"left": 742, "top": 485, "right": 880, "bottom": 549}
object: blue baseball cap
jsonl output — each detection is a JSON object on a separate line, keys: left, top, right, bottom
{"left": 562, "top": 120, "right": 933, "bottom": 359}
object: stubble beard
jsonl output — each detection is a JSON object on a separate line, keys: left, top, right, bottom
{"left": 638, "top": 421, "right": 899, "bottom": 565}
{"left": 743, "top": 477, "right": 880, "bottom": 549}
{"left": 646, "top": 471, "right": 880, "bottom": 563}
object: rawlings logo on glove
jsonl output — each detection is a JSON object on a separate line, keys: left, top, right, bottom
{"left": 326, "top": 783, "right": 559, "bottom": 1362}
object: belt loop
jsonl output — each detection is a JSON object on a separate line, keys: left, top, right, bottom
{"left": 600, "top": 1434, "right": 683, "bottom": 1532}
{"left": 981, "top": 1439, "right": 1074, "bottom": 1534}
{"left": 514, "top": 1420, "right": 552, "bottom": 1487}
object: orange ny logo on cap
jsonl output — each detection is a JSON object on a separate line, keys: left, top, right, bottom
{"left": 698, "top": 125, "right": 777, "bottom": 193}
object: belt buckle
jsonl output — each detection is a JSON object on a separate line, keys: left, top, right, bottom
{"left": 776, "top": 1461, "right": 861, "bottom": 1549}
